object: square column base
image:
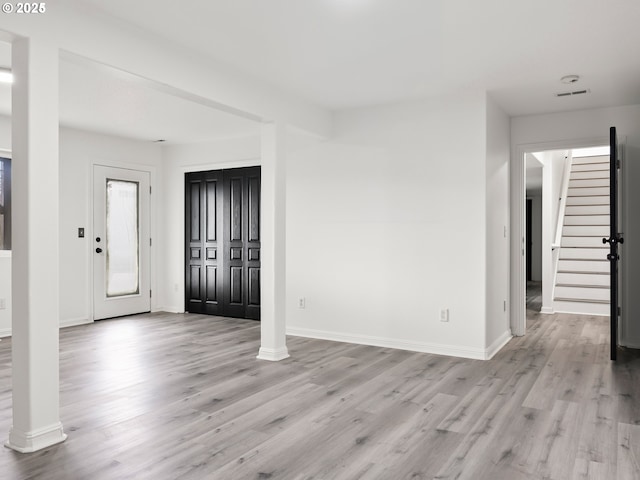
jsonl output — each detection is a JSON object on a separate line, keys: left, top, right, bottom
{"left": 6, "top": 422, "right": 67, "bottom": 453}
{"left": 257, "top": 347, "right": 290, "bottom": 362}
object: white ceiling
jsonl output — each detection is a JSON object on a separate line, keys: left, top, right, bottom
{"left": 0, "top": 43, "right": 260, "bottom": 145}
{"left": 67, "top": 0, "right": 640, "bottom": 115}
{"left": 58, "top": 57, "right": 260, "bottom": 144}
{"left": 2, "top": 1, "right": 640, "bottom": 143}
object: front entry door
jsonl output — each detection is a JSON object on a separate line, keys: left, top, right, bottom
{"left": 604, "top": 127, "right": 623, "bottom": 361}
{"left": 93, "top": 165, "right": 151, "bottom": 320}
{"left": 185, "top": 167, "right": 261, "bottom": 320}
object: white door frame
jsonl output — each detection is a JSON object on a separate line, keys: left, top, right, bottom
{"left": 510, "top": 136, "right": 609, "bottom": 336}
{"left": 176, "top": 158, "right": 260, "bottom": 313}
{"left": 90, "top": 161, "right": 157, "bottom": 321}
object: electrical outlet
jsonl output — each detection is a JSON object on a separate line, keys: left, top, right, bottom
{"left": 298, "top": 297, "right": 306, "bottom": 309}
{"left": 174, "top": 283, "right": 179, "bottom": 292}
{"left": 0, "top": 298, "right": 5, "bottom": 310}
{"left": 440, "top": 308, "right": 449, "bottom": 322}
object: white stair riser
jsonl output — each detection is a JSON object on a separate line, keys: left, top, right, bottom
{"left": 556, "top": 272, "right": 609, "bottom": 286}
{"left": 569, "top": 178, "right": 609, "bottom": 188}
{"left": 572, "top": 155, "right": 609, "bottom": 165}
{"left": 562, "top": 225, "right": 608, "bottom": 236}
{"left": 570, "top": 170, "right": 609, "bottom": 180}
{"left": 568, "top": 186, "right": 609, "bottom": 196}
{"left": 553, "top": 157, "right": 612, "bottom": 317}
{"left": 565, "top": 205, "right": 609, "bottom": 215}
{"left": 566, "top": 195, "right": 609, "bottom": 206}
{"left": 564, "top": 215, "right": 609, "bottom": 226}
{"left": 558, "top": 259, "right": 609, "bottom": 273}
{"left": 555, "top": 286, "right": 609, "bottom": 301}
{"left": 562, "top": 236, "right": 607, "bottom": 247}
{"left": 560, "top": 247, "right": 608, "bottom": 260}
{"left": 571, "top": 162, "right": 609, "bottom": 172}
{"left": 553, "top": 300, "right": 609, "bottom": 316}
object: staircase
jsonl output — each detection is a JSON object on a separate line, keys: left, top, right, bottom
{"left": 554, "top": 155, "right": 610, "bottom": 316}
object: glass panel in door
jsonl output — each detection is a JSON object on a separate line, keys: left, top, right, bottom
{"left": 106, "top": 179, "right": 140, "bottom": 297}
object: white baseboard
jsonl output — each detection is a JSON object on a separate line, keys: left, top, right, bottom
{"left": 484, "top": 330, "right": 513, "bottom": 360}
{"left": 60, "top": 317, "right": 92, "bottom": 329}
{"left": 286, "top": 326, "right": 496, "bottom": 360}
{"left": 1, "top": 318, "right": 92, "bottom": 338}
{"left": 620, "top": 340, "right": 640, "bottom": 350}
{"left": 158, "top": 306, "right": 184, "bottom": 314}
{"left": 540, "top": 306, "right": 555, "bottom": 314}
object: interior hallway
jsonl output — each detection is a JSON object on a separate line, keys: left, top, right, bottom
{"left": 0, "top": 311, "right": 638, "bottom": 479}
{"left": 526, "top": 281, "right": 542, "bottom": 314}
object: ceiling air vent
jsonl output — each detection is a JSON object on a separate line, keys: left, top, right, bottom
{"left": 555, "top": 89, "right": 590, "bottom": 98}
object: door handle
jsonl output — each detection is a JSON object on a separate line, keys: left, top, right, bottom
{"left": 96, "top": 247, "right": 103, "bottom": 254}
{"left": 602, "top": 235, "right": 625, "bottom": 246}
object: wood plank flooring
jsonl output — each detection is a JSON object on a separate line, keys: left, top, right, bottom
{"left": 0, "top": 310, "right": 639, "bottom": 479}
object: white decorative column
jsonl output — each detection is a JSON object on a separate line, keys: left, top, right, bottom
{"left": 257, "top": 122, "right": 289, "bottom": 361}
{"left": 6, "top": 37, "right": 66, "bottom": 453}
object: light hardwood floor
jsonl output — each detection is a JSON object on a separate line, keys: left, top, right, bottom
{"left": 526, "top": 281, "right": 542, "bottom": 313}
{"left": 0, "top": 310, "right": 639, "bottom": 479}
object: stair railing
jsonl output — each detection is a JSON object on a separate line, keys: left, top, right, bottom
{"left": 551, "top": 152, "right": 573, "bottom": 296}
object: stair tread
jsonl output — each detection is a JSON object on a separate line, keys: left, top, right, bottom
{"left": 554, "top": 297, "right": 610, "bottom": 304}
{"left": 558, "top": 163, "right": 612, "bottom": 309}
{"left": 556, "top": 283, "right": 609, "bottom": 289}
{"left": 559, "top": 258, "right": 608, "bottom": 262}
{"left": 557, "top": 270, "right": 609, "bottom": 275}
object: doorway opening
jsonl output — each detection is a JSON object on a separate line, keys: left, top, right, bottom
{"left": 513, "top": 139, "right": 610, "bottom": 337}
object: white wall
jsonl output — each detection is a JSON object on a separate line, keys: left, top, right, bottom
{"left": 0, "top": 121, "right": 163, "bottom": 337}
{"left": 485, "top": 96, "right": 511, "bottom": 352}
{"left": 286, "top": 91, "right": 496, "bottom": 359}
{"left": 58, "top": 129, "right": 162, "bottom": 327}
{"left": 160, "top": 135, "right": 261, "bottom": 313}
{"left": 512, "top": 104, "right": 640, "bottom": 348}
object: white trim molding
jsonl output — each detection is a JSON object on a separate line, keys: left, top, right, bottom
{"left": 484, "top": 330, "right": 513, "bottom": 360}
{"left": 156, "top": 306, "right": 184, "bottom": 314}
{"left": 257, "top": 347, "right": 290, "bottom": 362}
{"left": 287, "top": 327, "right": 512, "bottom": 361}
{"left": 6, "top": 422, "right": 67, "bottom": 453}
{"left": 60, "top": 317, "right": 92, "bottom": 329}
